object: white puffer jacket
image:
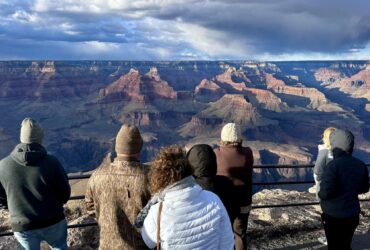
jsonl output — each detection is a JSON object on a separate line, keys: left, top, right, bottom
{"left": 141, "top": 183, "right": 234, "bottom": 250}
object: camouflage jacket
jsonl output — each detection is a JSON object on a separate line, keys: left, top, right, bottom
{"left": 85, "top": 159, "right": 150, "bottom": 250}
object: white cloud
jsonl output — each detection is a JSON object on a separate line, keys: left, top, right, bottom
{"left": 83, "top": 41, "right": 119, "bottom": 52}
{"left": 348, "top": 48, "right": 361, "bottom": 53}
{"left": 60, "top": 22, "right": 80, "bottom": 35}
{"left": 175, "top": 22, "right": 251, "bottom": 59}
{"left": 33, "top": 0, "right": 156, "bottom": 15}
{"left": 12, "top": 10, "right": 40, "bottom": 23}
{"left": 180, "top": 52, "right": 198, "bottom": 59}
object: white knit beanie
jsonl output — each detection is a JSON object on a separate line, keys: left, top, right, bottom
{"left": 221, "top": 123, "right": 241, "bottom": 142}
{"left": 20, "top": 118, "right": 44, "bottom": 144}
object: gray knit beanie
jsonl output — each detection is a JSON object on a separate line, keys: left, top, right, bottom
{"left": 20, "top": 118, "right": 44, "bottom": 144}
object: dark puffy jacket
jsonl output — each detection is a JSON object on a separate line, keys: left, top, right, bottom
{"left": 187, "top": 144, "right": 239, "bottom": 222}
{"left": 214, "top": 145, "right": 254, "bottom": 207}
{"left": 318, "top": 130, "right": 369, "bottom": 218}
{"left": 0, "top": 143, "right": 70, "bottom": 232}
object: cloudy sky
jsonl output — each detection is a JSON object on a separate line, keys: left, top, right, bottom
{"left": 1, "top": 0, "right": 370, "bottom": 60}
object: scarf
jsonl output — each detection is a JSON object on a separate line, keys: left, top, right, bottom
{"left": 134, "top": 176, "right": 197, "bottom": 228}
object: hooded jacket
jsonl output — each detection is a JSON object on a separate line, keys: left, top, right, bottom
{"left": 0, "top": 143, "right": 70, "bottom": 232}
{"left": 85, "top": 157, "right": 150, "bottom": 250}
{"left": 214, "top": 145, "right": 254, "bottom": 207}
{"left": 318, "top": 130, "right": 369, "bottom": 218}
{"left": 187, "top": 144, "right": 238, "bottom": 222}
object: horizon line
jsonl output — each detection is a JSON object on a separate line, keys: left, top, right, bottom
{"left": 1, "top": 59, "right": 370, "bottom": 63}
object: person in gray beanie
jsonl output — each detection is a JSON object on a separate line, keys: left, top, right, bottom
{"left": 0, "top": 118, "right": 70, "bottom": 250}
{"left": 20, "top": 118, "right": 44, "bottom": 144}
{"left": 319, "top": 129, "right": 369, "bottom": 250}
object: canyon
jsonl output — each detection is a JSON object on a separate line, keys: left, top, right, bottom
{"left": 0, "top": 60, "right": 369, "bottom": 183}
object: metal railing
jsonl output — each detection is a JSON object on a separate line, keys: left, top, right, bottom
{"left": 1, "top": 164, "right": 369, "bottom": 237}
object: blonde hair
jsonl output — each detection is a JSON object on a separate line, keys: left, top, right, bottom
{"left": 149, "top": 146, "right": 192, "bottom": 194}
{"left": 322, "top": 127, "right": 336, "bottom": 147}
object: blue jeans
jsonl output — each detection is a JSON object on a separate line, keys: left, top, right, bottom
{"left": 13, "top": 219, "right": 68, "bottom": 250}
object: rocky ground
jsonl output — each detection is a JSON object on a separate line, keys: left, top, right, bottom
{"left": 0, "top": 189, "right": 369, "bottom": 250}
{"left": 248, "top": 189, "right": 370, "bottom": 249}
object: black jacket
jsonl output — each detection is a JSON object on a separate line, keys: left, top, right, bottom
{"left": 318, "top": 130, "right": 369, "bottom": 218}
{"left": 0, "top": 143, "right": 71, "bottom": 231}
{"left": 187, "top": 144, "right": 239, "bottom": 222}
{"left": 0, "top": 182, "right": 6, "bottom": 209}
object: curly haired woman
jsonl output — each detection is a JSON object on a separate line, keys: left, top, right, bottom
{"left": 135, "top": 146, "right": 234, "bottom": 250}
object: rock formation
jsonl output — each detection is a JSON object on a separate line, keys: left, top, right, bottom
{"left": 0, "top": 61, "right": 104, "bottom": 100}
{"left": 215, "top": 67, "right": 249, "bottom": 92}
{"left": 98, "top": 68, "right": 177, "bottom": 103}
{"left": 194, "top": 79, "right": 226, "bottom": 102}
{"left": 180, "top": 94, "right": 276, "bottom": 137}
{"left": 265, "top": 73, "right": 343, "bottom": 112}
{"left": 244, "top": 88, "right": 289, "bottom": 112}
{"left": 316, "top": 64, "right": 370, "bottom": 101}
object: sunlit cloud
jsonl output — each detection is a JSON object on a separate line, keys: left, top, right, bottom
{"left": 83, "top": 41, "right": 119, "bottom": 52}
{"left": 12, "top": 10, "right": 40, "bottom": 23}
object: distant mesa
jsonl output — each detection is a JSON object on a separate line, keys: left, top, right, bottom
{"left": 215, "top": 67, "right": 250, "bottom": 92}
{"left": 315, "top": 64, "right": 370, "bottom": 101}
{"left": 0, "top": 61, "right": 103, "bottom": 100}
{"left": 265, "top": 73, "right": 343, "bottom": 112}
{"left": 194, "top": 79, "right": 226, "bottom": 102}
{"left": 180, "top": 94, "right": 276, "bottom": 137}
{"left": 244, "top": 88, "right": 289, "bottom": 113}
{"left": 199, "top": 94, "right": 276, "bottom": 128}
{"left": 314, "top": 67, "right": 341, "bottom": 84}
{"left": 98, "top": 67, "right": 177, "bottom": 103}
{"left": 195, "top": 68, "right": 288, "bottom": 112}
{"left": 193, "top": 67, "right": 251, "bottom": 101}
{"left": 195, "top": 79, "right": 223, "bottom": 94}
{"left": 25, "top": 61, "right": 56, "bottom": 75}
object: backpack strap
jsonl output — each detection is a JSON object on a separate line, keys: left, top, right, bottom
{"left": 156, "top": 202, "right": 163, "bottom": 250}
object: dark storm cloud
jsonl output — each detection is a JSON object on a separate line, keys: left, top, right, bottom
{"left": 150, "top": 0, "right": 370, "bottom": 54}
